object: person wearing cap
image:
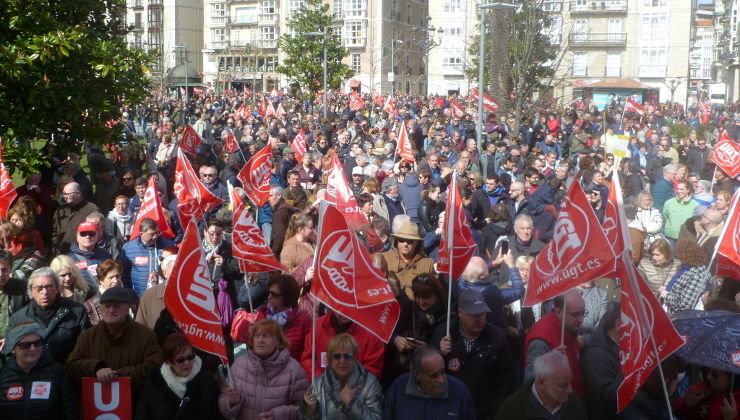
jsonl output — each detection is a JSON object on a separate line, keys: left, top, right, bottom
{"left": 66, "top": 221, "right": 113, "bottom": 288}
{"left": 51, "top": 181, "right": 100, "bottom": 255}
{"left": 374, "top": 177, "right": 406, "bottom": 225}
{"left": 9, "top": 267, "right": 89, "bottom": 364}
{"left": 0, "top": 322, "right": 79, "bottom": 419}
{"left": 380, "top": 222, "right": 435, "bottom": 300}
{"left": 584, "top": 183, "right": 605, "bottom": 224}
{"left": 440, "top": 139, "right": 459, "bottom": 166}
{"left": 432, "top": 288, "right": 515, "bottom": 419}
{"left": 66, "top": 286, "right": 163, "bottom": 405}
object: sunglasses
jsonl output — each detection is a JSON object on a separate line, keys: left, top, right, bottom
{"left": 396, "top": 238, "right": 417, "bottom": 244}
{"left": 174, "top": 354, "right": 196, "bottom": 364}
{"left": 331, "top": 352, "right": 354, "bottom": 361}
{"left": 268, "top": 291, "right": 283, "bottom": 298}
{"left": 122, "top": 177, "right": 134, "bottom": 181}
{"left": 79, "top": 231, "right": 96, "bottom": 237}
{"left": 16, "top": 339, "right": 44, "bottom": 350}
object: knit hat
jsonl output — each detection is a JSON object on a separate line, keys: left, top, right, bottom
{"left": 2, "top": 322, "right": 46, "bottom": 355}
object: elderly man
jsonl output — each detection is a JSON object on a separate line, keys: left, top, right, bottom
{"left": 385, "top": 346, "right": 477, "bottom": 419}
{"left": 374, "top": 177, "right": 406, "bottom": 225}
{"left": 435, "top": 289, "right": 516, "bottom": 419}
{"left": 652, "top": 164, "right": 677, "bottom": 211}
{"left": 493, "top": 215, "right": 545, "bottom": 285}
{"left": 66, "top": 287, "right": 162, "bottom": 405}
{"left": 693, "top": 208, "right": 724, "bottom": 257}
{"left": 9, "top": 267, "right": 89, "bottom": 363}
{"left": 67, "top": 221, "right": 113, "bottom": 288}
{"left": 119, "top": 218, "right": 175, "bottom": 297}
{"left": 199, "top": 164, "right": 229, "bottom": 203}
{"left": 524, "top": 291, "right": 586, "bottom": 397}
{"left": 51, "top": 182, "right": 100, "bottom": 255}
{"left": 496, "top": 350, "right": 587, "bottom": 420}
{"left": 380, "top": 222, "right": 435, "bottom": 299}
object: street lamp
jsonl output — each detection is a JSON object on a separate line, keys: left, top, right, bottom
{"left": 300, "top": 28, "right": 328, "bottom": 119}
{"left": 477, "top": 2, "right": 518, "bottom": 152}
{"left": 174, "top": 45, "right": 188, "bottom": 102}
{"left": 412, "top": 19, "right": 444, "bottom": 95}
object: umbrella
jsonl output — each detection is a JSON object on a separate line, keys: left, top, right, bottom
{"left": 671, "top": 310, "right": 740, "bottom": 375}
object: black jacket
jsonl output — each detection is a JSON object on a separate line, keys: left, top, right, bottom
{"left": 432, "top": 316, "right": 516, "bottom": 420}
{"left": 135, "top": 365, "right": 222, "bottom": 420}
{"left": 0, "top": 351, "right": 79, "bottom": 420}
{"left": 581, "top": 321, "right": 622, "bottom": 420}
{"left": 9, "top": 298, "right": 90, "bottom": 364}
{"left": 418, "top": 197, "right": 443, "bottom": 236}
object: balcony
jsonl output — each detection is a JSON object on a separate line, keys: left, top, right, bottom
{"left": 638, "top": 65, "right": 666, "bottom": 77}
{"left": 570, "top": 0, "right": 627, "bottom": 13}
{"left": 132, "top": 0, "right": 144, "bottom": 9}
{"left": 258, "top": 13, "right": 278, "bottom": 25}
{"left": 230, "top": 16, "right": 258, "bottom": 26}
{"left": 211, "top": 16, "right": 228, "bottom": 26}
{"left": 569, "top": 32, "right": 627, "bottom": 47}
{"left": 258, "top": 39, "right": 276, "bottom": 48}
{"left": 212, "top": 40, "right": 229, "bottom": 49}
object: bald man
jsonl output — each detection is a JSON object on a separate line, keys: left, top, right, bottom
{"left": 694, "top": 208, "right": 724, "bottom": 257}
{"left": 51, "top": 182, "right": 100, "bottom": 255}
{"left": 457, "top": 255, "right": 524, "bottom": 329}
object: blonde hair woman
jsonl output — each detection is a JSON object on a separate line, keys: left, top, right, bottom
{"left": 49, "top": 255, "right": 91, "bottom": 304}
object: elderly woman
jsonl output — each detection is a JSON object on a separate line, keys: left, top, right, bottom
{"left": 50, "top": 255, "right": 92, "bottom": 304}
{"left": 280, "top": 214, "right": 316, "bottom": 272}
{"left": 300, "top": 334, "right": 383, "bottom": 420}
{"left": 660, "top": 239, "right": 712, "bottom": 314}
{"left": 634, "top": 191, "right": 664, "bottom": 252}
{"left": 0, "top": 323, "right": 78, "bottom": 419}
{"left": 220, "top": 319, "right": 308, "bottom": 420}
{"left": 135, "top": 333, "right": 221, "bottom": 420}
{"left": 83, "top": 259, "right": 128, "bottom": 325}
{"left": 638, "top": 239, "right": 682, "bottom": 294}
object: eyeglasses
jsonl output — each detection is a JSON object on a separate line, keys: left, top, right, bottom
{"left": 62, "top": 192, "right": 78, "bottom": 196}
{"left": 331, "top": 352, "right": 354, "bottom": 361}
{"left": 174, "top": 354, "right": 196, "bottom": 364}
{"left": 79, "top": 231, "right": 96, "bottom": 237}
{"left": 122, "top": 177, "right": 134, "bottom": 181}
{"left": 16, "top": 339, "right": 44, "bottom": 350}
{"left": 268, "top": 291, "right": 283, "bottom": 298}
{"left": 32, "top": 284, "right": 56, "bottom": 292}
{"left": 200, "top": 173, "right": 216, "bottom": 178}
{"left": 568, "top": 310, "right": 589, "bottom": 318}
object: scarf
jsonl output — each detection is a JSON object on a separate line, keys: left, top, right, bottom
{"left": 201, "top": 238, "right": 221, "bottom": 260}
{"left": 266, "top": 304, "right": 292, "bottom": 327}
{"left": 160, "top": 355, "right": 202, "bottom": 399}
{"left": 31, "top": 299, "right": 60, "bottom": 327}
{"left": 109, "top": 210, "right": 132, "bottom": 238}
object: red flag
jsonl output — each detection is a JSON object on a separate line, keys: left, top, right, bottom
{"left": 373, "top": 94, "right": 385, "bottom": 106}
{"left": 311, "top": 202, "right": 400, "bottom": 342}
{"left": 617, "top": 252, "right": 685, "bottom": 411}
{"left": 470, "top": 89, "right": 500, "bottom": 112}
{"left": 714, "top": 190, "right": 740, "bottom": 279}
{"left": 449, "top": 99, "right": 465, "bottom": 118}
{"left": 603, "top": 169, "right": 632, "bottom": 266}
{"left": 437, "top": 174, "right": 476, "bottom": 280}
{"left": 383, "top": 96, "right": 396, "bottom": 115}
{"left": 180, "top": 87, "right": 186, "bottom": 97}
{"left": 325, "top": 154, "right": 368, "bottom": 230}
{"left": 0, "top": 146, "right": 16, "bottom": 219}
{"left": 228, "top": 182, "right": 287, "bottom": 272}
{"left": 523, "top": 181, "right": 616, "bottom": 306}
{"left": 712, "top": 139, "right": 740, "bottom": 178}
{"left": 395, "top": 121, "right": 415, "bottom": 163}
{"left": 259, "top": 100, "right": 267, "bottom": 117}
{"left": 193, "top": 86, "right": 204, "bottom": 96}
{"left": 237, "top": 144, "right": 273, "bottom": 207}
{"left": 174, "top": 149, "right": 225, "bottom": 225}
{"left": 624, "top": 98, "right": 645, "bottom": 116}
{"left": 243, "top": 85, "right": 251, "bottom": 96}
{"left": 266, "top": 102, "right": 276, "bottom": 118}
{"left": 292, "top": 130, "right": 307, "bottom": 162}
{"left": 349, "top": 92, "right": 364, "bottom": 111}
{"left": 130, "top": 177, "right": 175, "bottom": 240}
{"left": 81, "top": 378, "right": 132, "bottom": 420}
{"left": 276, "top": 103, "right": 286, "bottom": 119}
{"left": 179, "top": 125, "right": 203, "bottom": 156}
{"left": 271, "top": 88, "right": 279, "bottom": 97}
{"left": 236, "top": 105, "right": 249, "bottom": 120}
{"left": 164, "top": 221, "right": 228, "bottom": 364}
{"left": 224, "top": 131, "right": 239, "bottom": 153}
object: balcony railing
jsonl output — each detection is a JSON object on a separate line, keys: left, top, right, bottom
{"left": 638, "top": 65, "right": 666, "bottom": 77}
{"left": 211, "top": 40, "right": 229, "bottom": 49}
{"left": 570, "top": 0, "right": 627, "bottom": 13}
{"left": 211, "top": 16, "right": 228, "bottom": 25}
{"left": 569, "top": 32, "right": 627, "bottom": 47}
{"left": 605, "top": 67, "right": 621, "bottom": 77}
{"left": 231, "top": 16, "right": 258, "bottom": 25}
{"left": 258, "top": 14, "right": 278, "bottom": 24}
{"left": 258, "top": 39, "right": 276, "bottom": 48}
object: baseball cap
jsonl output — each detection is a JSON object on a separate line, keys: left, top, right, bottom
{"left": 352, "top": 166, "right": 364, "bottom": 175}
{"left": 77, "top": 222, "right": 98, "bottom": 233}
{"left": 458, "top": 289, "right": 491, "bottom": 315}
{"left": 441, "top": 139, "right": 451, "bottom": 146}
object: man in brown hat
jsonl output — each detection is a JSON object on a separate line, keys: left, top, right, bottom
{"left": 380, "top": 222, "right": 435, "bottom": 299}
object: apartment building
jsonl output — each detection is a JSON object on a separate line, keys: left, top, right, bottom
{"left": 427, "top": 0, "right": 478, "bottom": 96}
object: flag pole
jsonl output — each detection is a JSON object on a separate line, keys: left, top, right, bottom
{"left": 244, "top": 273, "right": 254, "bottom": 312}
{"left": 445, "top": 172, "right": 457, "bottom": 338}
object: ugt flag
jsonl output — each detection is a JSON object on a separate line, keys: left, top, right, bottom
{"left": 130, "top": 176, "right": 175, "bottom": 240}
{"left": 437, "top": 174, "right": 476, "bottom": 280}
{"left": 237, "top": 143, "right": 273, "bottom": 208}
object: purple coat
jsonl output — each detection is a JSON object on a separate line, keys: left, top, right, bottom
{"left": 219, "top": 347, "right": 308, "bottom": 420}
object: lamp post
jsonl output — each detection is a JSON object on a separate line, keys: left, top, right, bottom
{"left": 412, "top": 18, "right": 444, "bottom": 95}
{"left": 300, "top": 28, "right": 328, "bottom": 119}
{"left": 174, "top": 45, "right": 188, "bottom": 102}
{"left": 477, "top": 2, "right": 518, "bottom": 152}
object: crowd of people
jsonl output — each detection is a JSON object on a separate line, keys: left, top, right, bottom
{"left": 0, "top": 90, "right": 737, "bottom": 420}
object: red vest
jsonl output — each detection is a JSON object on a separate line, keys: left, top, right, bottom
{"left": 524, "top": 312, "right": 584, "bottom": 397}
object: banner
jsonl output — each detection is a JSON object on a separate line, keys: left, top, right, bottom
{"left": 714, "top": 190, "right": 740, "bottom": 279}
{"left": 603, "top": 169, "right": 632, "bottom": 260}
{"left": 449, "top": 99, "right": 465, "bottom": 118}
{"left": 523, "top": 181, "right": 616, "bottom": 306}
{"left": 236, "top": 105, "right": 249, "bottom": 120}
{"left": 395, "top": 121, "right": 415, "bottom": 163}
{"left": 228, "top": 182, "right": 287, "bottom": 272}
{"left": 243, "top": 86, "right": 251, "bottom": 96}
{"left": 130, "top": 177, "right": 175, "bottom": 240}
{"left": 292, "top": 130, "right": 307, "bottom": 163}
{"left": 604, "top": 133, "right": 631, "bottom": 158}
{"left": 311, "top": 202, "right": 399, "bottom": 342}
{"left": 174, "top": 149, "right": 225, "bottom": 226}
{"left": 276, "top": 103, "right": 286, "bottom": 119}
{"left": 624, "top": 98, "right": 645, "bottom": 116}
{"left": 437, "top": 175, "right": 476, "bottom": 280}
{"left": 383, "top": 96, "right": 396, "bottom": 115}
{"left": 325, "top": 154, "right": 369, "bottom": 230}
{"left": 179, "top": 125, "right": 202, "bottom": 156}
{"left": 224, "top": 131, "right": 239, "bottom": 153}
{"left": 164, "top": 221, "right": 228, "bottom": 364}
{"left": 349, "top": 92, "right": 364, "bottom": 111}
{"left": 0, "top": 146, "right": 17, "bottom": 220}
{"left": 617, "top": 252, "right": 685, "bottom": 411}
{"left": 711, "top": 139, "right": 740, "bottom": 179}
{"left": 82, "top": 377, "right": 132, "bottom": 420}
{"left": 237, "top": 143, "right": 273, "bottom": 208}
{"left": 192, "top": 87, "right": 204, "bottom": 96}
{"left": 265, "top": 102, "right": 276, "bottom": 118}
{"left": 470, "top": 88, "right": 500, "bottom": 112}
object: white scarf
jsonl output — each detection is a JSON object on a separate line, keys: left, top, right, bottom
{"left": 160, "top": 355, "right": 202, "bottom": 399}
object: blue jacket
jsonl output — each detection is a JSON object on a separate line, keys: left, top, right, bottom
{"left": 456, "top": 267, "right": 525, "bottom": 329}
{"left": 66, "top": 243, "right": 112, "bottom": 289}
{"left": 398, "top": 175, "right": 423, "bottom": 222}
{"left": 119, "top": 236, "right": 174, "bottom": 297}
{"left": 652, "top": 178, "right": 675, "bottom": 212}
{"left": 385, "top": 373, "right": 477, "bottom": 420}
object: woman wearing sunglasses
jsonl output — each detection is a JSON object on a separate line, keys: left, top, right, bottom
{"left": 136, "top": 333, "right": 220, "bottom": 420}
{"left": 0, "top": 322, "right": 79, "bottom": 419}
{"left": 301, "top": 333, "right": 383, "bottom": 420}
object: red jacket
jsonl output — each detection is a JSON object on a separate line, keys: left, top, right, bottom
{"left": 524, "top": 312, "right": 584, "bottom": 397}
{"left": 300, "top": 313, "right": 385, "bottom": 382}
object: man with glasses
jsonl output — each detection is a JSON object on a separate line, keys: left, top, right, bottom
{"left": 66, "top": 287, "right": 162, "bottom": 406}
{"left": 51, "top": 181, "right": 100, "bottom": 255}
{"left": 198, "top": 164, "right": 229, "bottom": 203}
{"left": 9, "top": 267, "right": 89, "bottom": 363}
{"left": 67, "top": 222, "right": 112, "bottom": 289}
{"left": 524, "top": 290, "right": 586, "bottom": 397}
{"left": 687, "top": 137, "right": 712, "bottom": 180}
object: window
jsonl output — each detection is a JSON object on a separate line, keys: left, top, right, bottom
{"left": 547, "top": 15, "right": 562, "bottom": 44}
{"left": 443, "top": 0, "right": 462, "bottom": 13}
{"left": 351, "top": 53, "right": 361, "bottom": 72}
{"left": 213, "top": 28, "right": 227, "bottom": 42}
{"left": 445, "top": 26, "right": 463, "bottom": 36}
{"left": 234, "top": 6, "right": 256, "bottom": 23}
{"left": 608, "top": 18, "right": 622, "bottom": 41}
{"left": 573, "top": 0, "right": 588, "bottom": 10}
{"left": 134, "top": 13, "right": 142, "bottom": 28}
{"left": 212, "top": 3, "right": 225, "bottom": 17}
{"left": 260, "top": 1, "right": 275, "bottom": 15}
{"left": 334, "top": 0, "right": 343, "bottom": 18}
{"left": 288, "top": 0, "right": 305, "bottom": 14}
{"left": 642, "top": 0, "right": 666, "bottom": 6}
{"left": 606, "top": 52, "right": 620, "bottom": 77}
{"left": 333, "top": 25, "right": 342, "bottom": 40}
{"left": 260, "top": 26, "right": 275, "bottom": 40}
{"left": 344, "top": 20, "right": 365, "bottom": 47}
{"left": 442, "top": 56, "right": 463, "bottom": 68}
{"left": 639, "top": 47, "right": 667, "bottom": 76}
{"left": 542, "top": 0, "right": 562, "bottom": 12}
{"left": 573, "top": 19, "right": 587, "bottom": 41}
{"left": 345, "top": 0, "right": 366, "bottom": 18}
{"left": 573, "top": 52, "right": 587, "bottom": 76}
{"left": 147, "top": 8, "right": 162, "bottom": 28}
{"left": 640, "top": 14, "right": 667, "bottom": 42}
